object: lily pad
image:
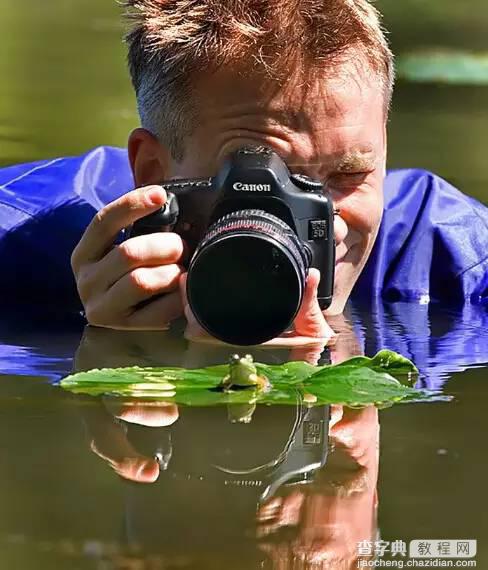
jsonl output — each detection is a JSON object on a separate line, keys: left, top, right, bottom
{"left": 60, "top": 350, "right": 446, "bottom": 408}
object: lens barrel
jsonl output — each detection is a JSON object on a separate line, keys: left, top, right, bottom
{"left": 187, "top": 210, "right": 311, "bottom": 346}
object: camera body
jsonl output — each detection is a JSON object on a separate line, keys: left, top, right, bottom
{"left": 130, "top": 146, "right": 335, "bottom": 345}
{"left": 130, "top": 402, "right": 330, "bottom": 504}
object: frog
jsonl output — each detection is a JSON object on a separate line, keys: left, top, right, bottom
{"left": 227, "top": 402, "right": 257, "bottom": 424}
{"left": 219, "top": 354, "right": 269, "bottom": 391}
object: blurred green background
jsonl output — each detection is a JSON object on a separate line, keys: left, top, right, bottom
{"left": 0, "top": 0, "right": 486, "bottom": 202}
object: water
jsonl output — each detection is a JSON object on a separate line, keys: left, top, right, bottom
{"left": 1, "top": 302, "right": 487, "bottom": 568}
{"left": 0, "top": 1, "right": 487, "bottom": 569}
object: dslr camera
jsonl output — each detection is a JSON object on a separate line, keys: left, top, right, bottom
{"left": 129, "top": 146, "right": 335, "bottom": 345}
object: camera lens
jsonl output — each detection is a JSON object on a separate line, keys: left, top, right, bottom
{"left": 187, "top": 210, "right": 311, "bottom": 346}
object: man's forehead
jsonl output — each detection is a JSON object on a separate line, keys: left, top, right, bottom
{"left": 191, "top": 61, "right": 386, "bottom": 175}
{"left": 261, "top": 77, "right": 385, "bottom": 171}
{"left": 201, "top": 56, "right": 385, "bottom": 121}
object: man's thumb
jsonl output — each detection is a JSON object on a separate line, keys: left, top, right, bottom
{"left": 294, "top": 268, "right": 334, "bottom": 338}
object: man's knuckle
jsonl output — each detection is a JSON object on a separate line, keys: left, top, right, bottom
{"left": 129, "top": 268, "right": 156, "bottom": 294}
{"left": 94, "top": 209, "right": 107, "bottom": 226}
{"left": 70, "top": 247, "right": 80, "bottom": 272}
{"left": 119, "top": 241, "right": 143, "bottom": 265}
{"left": 125, "top": 190, "right": 145, "bottom": 210}
{"left": 76, "top": 263, "right": 100, "bottom": 295}
{"left": 76, "top": 277, "right": 90, "bottom": 302}
{"left": 85, "top": 305, "right": 105, "bottom": 327}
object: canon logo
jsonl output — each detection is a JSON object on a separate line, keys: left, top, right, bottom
{"left": 233, "top": 182, "right": 271, "bottom": 192}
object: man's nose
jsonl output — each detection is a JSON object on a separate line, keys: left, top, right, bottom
{"left": 334, "top": 214, "right": 348, "bottom": 245}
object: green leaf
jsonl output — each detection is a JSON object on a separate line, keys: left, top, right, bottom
{"left": 60, "top": 350, "right": 444, "bottom": 408}
{"left": 331, "top": 349, "right": 419, "bottom": 386}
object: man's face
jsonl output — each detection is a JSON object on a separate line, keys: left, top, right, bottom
{"left": 132, "top": 59, "right": 387, "bottom": 315}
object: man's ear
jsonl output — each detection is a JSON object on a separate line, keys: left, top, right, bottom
{"left": 128, "top": 128, "right": 170, "bottom": 187}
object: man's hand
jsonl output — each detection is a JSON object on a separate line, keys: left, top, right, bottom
{"left": 256, "top": 405, "right": 379, "bottom": 566}
{"left": 72, "top": 186, "right": 334, "bottom": 341}
{"left": 82, "top": 396, "right": 178, "bottom": 484}
{"left": 71, "top": 186, "right": 185, "bottom": 330}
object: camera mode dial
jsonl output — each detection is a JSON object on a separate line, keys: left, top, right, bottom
{"left": 290, "top": 174, "right": 323, "bottom": 193}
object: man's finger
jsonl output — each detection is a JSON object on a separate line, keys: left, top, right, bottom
{"left": 82, "top": 401, "right": 160, "bottom": 484}
{"left": 294, "top": 268, "right": 335, "bottom": 339}
{"left": 178, "top": 272, "right": 216, "bottom": 341}
{"left": 179, "top": 272, "right": 189, "bottom": 310}
{"left": 124, "top": 290, "right": 183, "bottom": 329}
{"left": 329, "top": 405, "right": 380, "bottom": 466}
{"left": 101, "top": 264, "right": 182, "bottom": 315}
{"left": 83, "top": 232, "right": 185, "bottom": 294}
{"left": 104, "top": 399, "right": 179, "bottom": 427}
{"left": 72, "top": 185, "right": 167, "bottom": 271}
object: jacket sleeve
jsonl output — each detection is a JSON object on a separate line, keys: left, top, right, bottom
{"left": 353, "top": 169, "right": 488, "bottom": 306}
{"left": 0, "top": 147, "right": 133, "bottom": 315}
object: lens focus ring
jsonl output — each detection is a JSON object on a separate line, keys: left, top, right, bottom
{"left": 195, "top": 209, "right": 309, "bottom": 274}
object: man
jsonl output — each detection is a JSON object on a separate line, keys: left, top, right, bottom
{"left": 72, "top": 0, "right": 392, "bottom": 341}
{"left": 1, "top": 0, "right": 487, "bottom": 342}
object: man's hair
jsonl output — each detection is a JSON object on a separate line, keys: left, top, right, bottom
{"left": 124, "top": 0, "right": 394, "bottom": 161}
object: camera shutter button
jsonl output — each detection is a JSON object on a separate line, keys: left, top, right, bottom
{"left": 290, "top": 173, "right": 323, "bottom": 193}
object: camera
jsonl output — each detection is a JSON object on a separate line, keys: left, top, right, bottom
{"left": 128, "top": 402, "right": 330, "bottom": 503}
{"left": 123, "top": 402, "right": 330, "bottom": 550}
{"left": 129, "top": 146, "right": 335, "bottom": 345}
